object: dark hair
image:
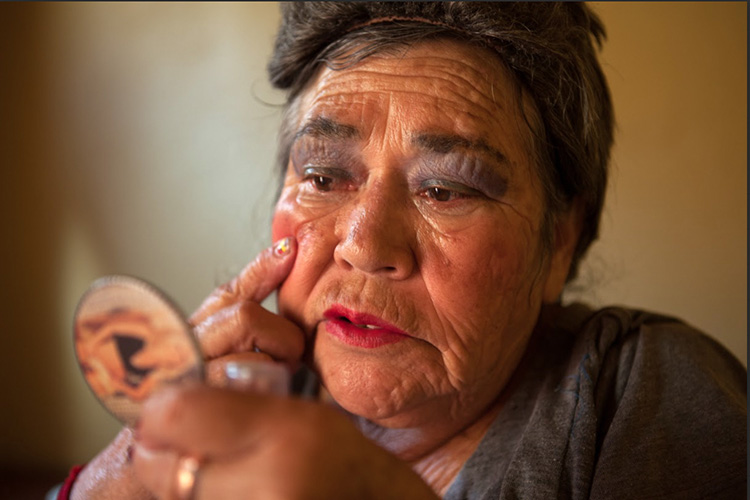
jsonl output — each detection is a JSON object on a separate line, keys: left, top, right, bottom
{"left": 268, "top": 2, "right": 614, "bottom": 281}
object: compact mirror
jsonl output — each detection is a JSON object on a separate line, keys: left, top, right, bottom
{"left": 73, "top": 275, "right": 204, "bottom": 427}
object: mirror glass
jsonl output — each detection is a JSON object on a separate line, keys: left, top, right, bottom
{"left": 73, "top": 275, "right": 204, "bottom": 427}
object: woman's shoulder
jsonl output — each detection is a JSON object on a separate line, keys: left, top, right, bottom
{"left": 569, "top": 303, "right": 746, "bottom": 396}
{"left": 559, "top": 302, "right": 746, "bottom": 437}
{"left": 564, "top": 303, "right": 747, "bottom": 499}
{"left": 540, "top": 302, "right": 746, "bottom": 402}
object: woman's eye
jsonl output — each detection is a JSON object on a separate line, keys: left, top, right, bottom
{"left": 310, "top": 175, "right": 334, "bottom": 192}
{"left": 425, "top": 186, "right": 462, "bottom": 202}
{"left": 301, "top": 166, "right": 344, "bottom": 192}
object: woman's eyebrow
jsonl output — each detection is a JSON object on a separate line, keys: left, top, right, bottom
{"left": 412, "top": 133, "right": 508, "bottom": 165}
{"left": 294, "top": 117, "right": 360, "bottom": 142}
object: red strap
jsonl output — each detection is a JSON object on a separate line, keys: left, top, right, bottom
{"left": 57, "top": 464, "right": 86, "bottom": 500}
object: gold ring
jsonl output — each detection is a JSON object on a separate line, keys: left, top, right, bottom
{"left": 173, "top": 455, "right": 201, "bottom": 500}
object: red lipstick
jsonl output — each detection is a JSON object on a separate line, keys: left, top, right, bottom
{"left": 323, "top": 305, "right": 408, "bottom": 348}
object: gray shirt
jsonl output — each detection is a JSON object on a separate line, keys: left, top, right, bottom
{"left": 444, "top": 304, "right": 747, "bottom": 499}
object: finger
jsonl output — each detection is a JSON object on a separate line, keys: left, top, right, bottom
{"left": 189, "top": 237, "right": 296, "bottom": 326}
{"left": 204, "top": 352, "right": 273, "bottom": 387}
{"left": 132, "top": 439, "right": 265, "bottom": 500}
{"left": 194, "top": 300, "right": 305, "bottom": 363}
{"left": 137, "top": 384, "right": 302, "bottom": 457}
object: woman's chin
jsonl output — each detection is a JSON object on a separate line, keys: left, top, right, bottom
{"left": 319, "top": 369, "right": 407, "bottom": 423}
{"left": 313, "top": 329, "right": 454, "bottom": 426}
{"left": 317, "top": 369, "right": 448, "bottom": 431}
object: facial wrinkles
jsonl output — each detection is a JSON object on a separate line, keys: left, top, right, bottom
{"left": 292, "top": 49, "right": 543, "bottom": 216}
{"left": 339, "top": 191, "right": 533, "bottom": 393}
{"left": 310, "top": 276, "right": 425, "bottom": 341}
{"left": 335, "top": 51, "right": 498, "bottom": 111}
{"left": 298, "top": 226, "right": 483, "bottom": 405}
{"left": 412, "top": 154, "right": 508, "bottom": 202}
{"left": 295, "top": 42, "right": 543, "bottom": 184}
{"left": 279, "top": 159, "right": 444, "bottom": 352}
{"left": 304, "top": 47, "right": 511, "bottom": 132}
{"left": 287, "top": 172, "right": 541, "bottom": 378}
{"left": 276, "top": 41, "right": 553, "bottom": 430}
{"left": 339, "top": 357, "right": 452, "bottom": 423}
{"left": 408, "top": 218, "right": 530, "bottom": 364}
{"left": 308, "top": 70, "right": 504, "bottom": 147}
{"left": 291, "top": 138, "right": 357, "bottom": 176}
{"left": 417, "top": 210, "right": 544, "bottom": 390}
{"left": 407, "top": 261, "right": 485, "bottom": 390}
{"left": 299, "top": 92, "right": 542, "bottom": 237}
{"left": 431, "top": 290, "right": 505, "bottom": 395}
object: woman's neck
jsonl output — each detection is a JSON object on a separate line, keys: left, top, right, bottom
{"left": 410, "top": 402, "right": 501, "bottom": 495}
{"left": 354, "top": 398, "right": 504, "bottom": 496}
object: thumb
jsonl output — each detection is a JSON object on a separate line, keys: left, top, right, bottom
{"left": 189, "top": 237, "right": 296, "bottom": 326}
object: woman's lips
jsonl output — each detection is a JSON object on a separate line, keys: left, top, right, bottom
{"left": 323, "top": 305, "right": 409, "bottom": 348}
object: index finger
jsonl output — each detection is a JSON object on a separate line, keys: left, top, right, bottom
{"left": 189, "top": 237, "right": 296, "bottom": 326}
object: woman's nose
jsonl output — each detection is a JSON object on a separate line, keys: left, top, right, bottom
{"left": 333, "top": 187, "right": 416, "bottom": 280}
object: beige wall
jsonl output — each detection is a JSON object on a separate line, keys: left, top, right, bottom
{"left": 570, "top": 2, "right": 747, "bottom": 364}
{"left": 1, "top": 2, "right": 745, "bottom": 478}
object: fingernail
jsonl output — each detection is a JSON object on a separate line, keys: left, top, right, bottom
{"left": 273, "top": 237, "right": 291, "bottom": 257}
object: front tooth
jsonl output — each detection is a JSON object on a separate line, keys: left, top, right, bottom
{"left": 358, "top": 324, "right": 378, "bottom": 329}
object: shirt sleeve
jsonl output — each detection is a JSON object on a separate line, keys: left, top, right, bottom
{"left": 589, "top": 317, "right": 747, "bottom": 499}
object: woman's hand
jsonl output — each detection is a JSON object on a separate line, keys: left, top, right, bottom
{"left": 71, "top": 237, "right": 303, "bottom": 499}
{"left": 70, "top": 428, "right": 154, "bottom": 500}
{"left": 189, "top": 236, "right": 305, "bottom": 383}
{"left": 131, "top": 385, "right": 439, "bottom": 499}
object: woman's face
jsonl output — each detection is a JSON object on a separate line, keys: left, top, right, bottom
{"left": 272, "top": 40, "right": 574, "bottom": 433}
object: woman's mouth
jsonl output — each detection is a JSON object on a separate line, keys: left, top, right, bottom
{"left": 323, "top": 305, "right": 409, "bottom": 348}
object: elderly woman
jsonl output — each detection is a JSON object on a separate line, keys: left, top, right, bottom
{"left": 64, "top": 2, "right": 746, "bottom": 499}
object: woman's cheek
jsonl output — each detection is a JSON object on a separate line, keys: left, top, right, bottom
{"left": 271, "top": 214, "right": 294, "bottom": 244}
{"left": 275, "top": 213, "right": 337, "bottom": 332}
{"left": 272, "top": 203, "right": 326, "bottom": 259}
{"left": 271, "top": 187, "right": 334, "bottom": 242}
{"left": 271, "top": 189, "right": 300, "bottom": 242}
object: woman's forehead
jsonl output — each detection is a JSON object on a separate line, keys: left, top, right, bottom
{"left": 291, "top": 39, "right": 537, "bottom": 157}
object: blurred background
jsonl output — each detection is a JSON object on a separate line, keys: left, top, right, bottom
{"left": 0, "top": 2, "right": 746, "bottom": 496}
